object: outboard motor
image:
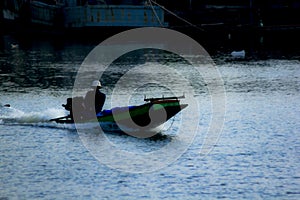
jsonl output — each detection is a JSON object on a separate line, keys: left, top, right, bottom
{"left": 62, "top": 98, "right": 72, "bottom": 111}
{"left": 62, "top": 96, "right": 85, "bottom": 120}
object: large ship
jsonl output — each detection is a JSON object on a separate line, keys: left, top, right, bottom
{"left": 1, "top": 0, "right": 299, "bottom": 47}
{"left": 1, "top": 0, "right": 167, "bottom": 32}
{"left": 3, "top": 0, "right": 300, "bottom": 31}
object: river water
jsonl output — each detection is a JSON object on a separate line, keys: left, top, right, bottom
{"left": 0, "top": 33, "right": 299, "bottom": 199}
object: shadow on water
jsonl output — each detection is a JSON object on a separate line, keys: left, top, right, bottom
{"left": 104, "top": 129, "right": 171, "bottom": 141}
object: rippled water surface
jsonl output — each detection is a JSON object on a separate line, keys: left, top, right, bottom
{"left": 0, "top": 35, "right": 299, "bottom": 199}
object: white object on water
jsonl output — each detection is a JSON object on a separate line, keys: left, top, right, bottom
{"left": 0, "top": 104, "right": 66, "bottom": 124}
{"left": 231, "top": 50, "right": 245, "bottom": 58}
{"left": 10, "top": 43, "right": 19, "bottom": 49}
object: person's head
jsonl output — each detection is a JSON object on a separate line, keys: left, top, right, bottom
{"left": 91, "top": 80, "right": 102, "bottom": 89}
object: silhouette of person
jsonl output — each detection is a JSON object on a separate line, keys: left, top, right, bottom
{"left": 84, "top": 80, "right": 106, "bottom": 114}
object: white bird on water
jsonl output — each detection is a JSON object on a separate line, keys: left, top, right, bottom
{"left": 231, "top": 50, "right": 245, "bottom": 58}
{"left": 10, "top": 43, "right": 19, "bottom": 49}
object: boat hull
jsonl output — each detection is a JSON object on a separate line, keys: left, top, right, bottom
{"left": 52, "top": 99, "right": 187, "bottom": 135}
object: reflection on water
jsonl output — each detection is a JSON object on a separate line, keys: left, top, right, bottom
{"left": 0, "top": 35, "right": 94, "bottom": 92}
{"left": 220, "top": 60, "right": 300, "bottom": 94}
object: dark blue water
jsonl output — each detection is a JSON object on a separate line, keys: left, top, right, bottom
{"left": 0, "top": 34, "right": 299, "bottom": 199}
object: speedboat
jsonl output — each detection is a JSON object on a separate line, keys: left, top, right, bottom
{"left": 50, "top": 95, "right": 188, "bottom": 134}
